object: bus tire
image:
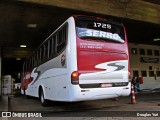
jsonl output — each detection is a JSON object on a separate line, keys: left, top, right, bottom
{"left": 39, "top": 88, "right": 48, "bottom": 106}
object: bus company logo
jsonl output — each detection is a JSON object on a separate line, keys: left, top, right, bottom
{"left": 61, "top": 54, "right": 66, "bottom": 66}
{"left": 107, "top": 62, "right": 125, "bottom": 71}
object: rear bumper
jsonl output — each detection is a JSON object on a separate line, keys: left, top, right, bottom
{"left": 69, "top": 82, "right": 131, "bottom": 102}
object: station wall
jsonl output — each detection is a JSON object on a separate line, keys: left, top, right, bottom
{"left": 129, "top": 43, "right": 160, "bottom": 90}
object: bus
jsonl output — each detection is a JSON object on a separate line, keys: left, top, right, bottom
{"left": 21, "top": 15, "right": 131, "bottom": 106}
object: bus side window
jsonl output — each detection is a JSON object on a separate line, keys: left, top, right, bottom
{"left": 28, "top": 58, "right": 30, "bottom": 70}
{"left": 37, "top": 50, "right": 40, "bottom": 65}
{"left": 41, "top": 46, "right": 45, "bottom": 62}
{"left": 57, "top": 24, "right": 67, "bottom": 55}
{"left": 48, "top": 38, "right": 52, "bottom": 58}
{"left": 33, "top": 54, "right": 36, "bottom": 67}
{"left": 23, "top": 62, "right": 26, "bottom": 73}
{"left": 44, "top": 42, "right": 49, "bottom": 60}
{"left": 47, "top": 35, "right": 57, "bottom": 59}
{"left": 27, "top": 59, "right": 30, "bottom": 71}
{"left": 31, "top": 56, "right": 33, "bottom": 69}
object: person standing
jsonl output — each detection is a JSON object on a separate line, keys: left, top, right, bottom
{"left": 136, "top": 76, "right": 140, "bottom": 92}
{"left": 131, "top": 76, "right": 136, "bottom": 92}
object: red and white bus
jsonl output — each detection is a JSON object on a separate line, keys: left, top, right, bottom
{"left": 21, "top": 15, "right": 131, "bottom": 106}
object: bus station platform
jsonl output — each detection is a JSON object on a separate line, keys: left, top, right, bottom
{"left": 0, "top": 90, "right": 160, "bottom": 113}
{"left": 0, "top": 95, "right": 8, "bottom": 111}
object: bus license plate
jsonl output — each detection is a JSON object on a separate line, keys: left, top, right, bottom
{"left": 101, "top": 83, "right": 112, "bottom": 88}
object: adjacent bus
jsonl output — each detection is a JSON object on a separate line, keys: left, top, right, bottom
{"left": 21, "top": 15, "right": 131, "bottom": 106}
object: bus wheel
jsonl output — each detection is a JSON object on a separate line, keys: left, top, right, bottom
{"left": 40, "top": 89, "right": 48, "bottom": 106}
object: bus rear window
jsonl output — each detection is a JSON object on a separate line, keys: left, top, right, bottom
{"left": 76, "top": 20, "right": 125, "bottom": 43}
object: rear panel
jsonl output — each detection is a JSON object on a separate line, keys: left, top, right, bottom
{"left": 75, "top": 16, "right": 130, "bottom": 89}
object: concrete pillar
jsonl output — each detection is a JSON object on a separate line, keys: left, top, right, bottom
{"left": 0, "top": 47, "right": 2, "bottom": 95}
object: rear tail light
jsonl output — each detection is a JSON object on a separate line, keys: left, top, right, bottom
{"left": 71, "top": 71, "right": 79, "bottom": 85}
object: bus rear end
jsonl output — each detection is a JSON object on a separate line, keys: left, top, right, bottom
{"left": 71, "top": 16, "right": 131, "bottom": 101}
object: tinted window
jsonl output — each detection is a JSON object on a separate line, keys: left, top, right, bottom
{"left": 76, "top": 20, "right": 125, "bottom": 43}
{"left": 139, "top": 49, "right": 145, "bottom": 55}
{"left": 147, "top": 49, "right": 152, "bottom": 56}
{"left": 133, "top": 70, "right": 139, "bottom": 77}
{"left": 156, "top": 71, "right": 160, "bottom": 77}
{"left": 141, "top": 70, "right": 147, "bottom": 77}
{"left": 149, "top": 71, "right": 154, "bottom": 77}
{"left": 57, "top": 24, "right": 67, "bottom": 55}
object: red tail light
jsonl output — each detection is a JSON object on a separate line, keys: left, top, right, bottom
{"left": 71, "top": 71, "right": 79, "bottom": 85}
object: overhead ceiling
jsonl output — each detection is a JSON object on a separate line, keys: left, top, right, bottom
{"left": 0, "top": 0, "right": 159, "bottom": 77}
{"left": 143, "top": 0, "right": 160, "bottom": 5}
{"left": 0, "top": 0, "right": 160, "bottom": 59}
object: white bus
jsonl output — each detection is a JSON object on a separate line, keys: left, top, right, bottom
{"left": 21, "top": 15, "right": 131, "bottom": 106}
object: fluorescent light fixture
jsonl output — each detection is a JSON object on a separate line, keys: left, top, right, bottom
{"left": 16, "top": 58, "right": 21, "bottom": 60}
{"left": 153, "top": 38, "right": 160, "bottom": 41}
{"left": 20, "top": 45, "right": 27, "bottom": 48}
{"left": 27, "top": 24, "right": 37, "bottom": 28}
